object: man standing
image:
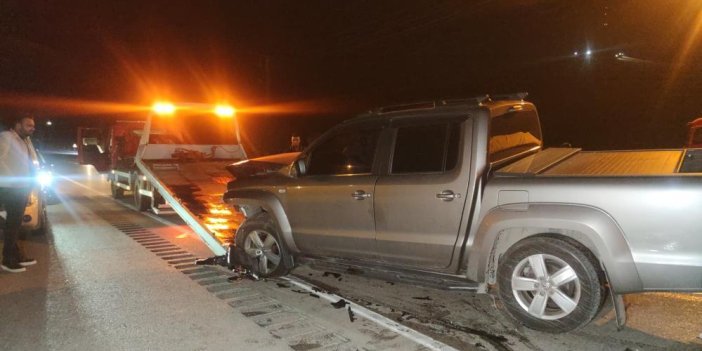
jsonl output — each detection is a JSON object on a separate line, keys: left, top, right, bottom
{"left": 0, "top": 115, "right": 38, "bottom": 273}
{"left": 288, "top": 133, "right": 305, "bottom": 152}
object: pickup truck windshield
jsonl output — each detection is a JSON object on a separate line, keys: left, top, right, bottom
{"left": 489, "top": 109, "right": 542, "bottom": 163}
{"left": 150, "top": 114, "right": 239, "bottom": 145}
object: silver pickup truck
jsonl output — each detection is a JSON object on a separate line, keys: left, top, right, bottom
{"left": 223, "top": 94, "right": 702, "bottom": 333}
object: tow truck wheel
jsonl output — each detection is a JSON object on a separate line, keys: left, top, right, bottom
{"left": 110, "top": 180, "right": 124, "bottom": 199}
{"left": 497, "top": 236, "right": 604, "bottom": 333}
{"left": 236, "top": 213, "right": 291, "bottom": 278}
{"left": 133, "top": 179, "right": 150, "bottom": 211}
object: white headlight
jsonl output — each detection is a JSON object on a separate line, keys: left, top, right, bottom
{"left": 37, "top": 171, "right": 53, "bottom": 187}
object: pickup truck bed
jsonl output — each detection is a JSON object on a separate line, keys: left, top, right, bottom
{"left": 496, "top": 148, "right": 699, "bottom": 176}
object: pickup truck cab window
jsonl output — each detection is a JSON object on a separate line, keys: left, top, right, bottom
{"left": 391, "top": 122, "right": 460, "bottom": 174}
{"left": 306, "top": 125, "right": 381, "bottom": 176}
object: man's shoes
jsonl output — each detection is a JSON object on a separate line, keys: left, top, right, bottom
{"left": 1, "top": 261, "right": 27, "bottom": 273}
{"left": 18, "top": 257, "right": 37, "bottom": 266}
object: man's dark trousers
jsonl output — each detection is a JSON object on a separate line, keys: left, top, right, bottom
{"left": 1, "top": 187, "right": 30, "bottom": 264}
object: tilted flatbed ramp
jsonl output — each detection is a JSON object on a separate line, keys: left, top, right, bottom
{"left": 138, "top": 158, "right": 244, "bottom": 256}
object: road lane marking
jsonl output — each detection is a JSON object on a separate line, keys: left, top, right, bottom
{"left": 281, "top": 276, "right": 460, "bottom": 351}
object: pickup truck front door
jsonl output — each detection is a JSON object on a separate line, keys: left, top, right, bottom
{"left": 284, "top": 123, "right": 383, "bottom": 259}
{"left": 374, "top": 119, "right": 472, "bottom": 269}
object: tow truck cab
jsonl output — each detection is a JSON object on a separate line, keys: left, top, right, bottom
{"left": 77, "top": 102, "right": 248, "bottom": 256}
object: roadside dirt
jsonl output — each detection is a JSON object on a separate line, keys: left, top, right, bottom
{"left": 290, "top": 265, "right": 702, "bottom": 351}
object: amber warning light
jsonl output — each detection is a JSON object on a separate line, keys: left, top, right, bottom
{"left": 214, "top": 104, "right": 236, "bottom": 118}
{"left": 152, "top": 101, "right": 176, "bottom": 116}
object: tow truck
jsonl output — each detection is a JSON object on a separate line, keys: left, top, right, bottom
{"left": 78, "top": 102, "right": 247, "bottom": 255}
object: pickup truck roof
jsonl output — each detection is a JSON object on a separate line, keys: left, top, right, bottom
{"left": 348, "top": 93, "right": 530, "bottom": 123}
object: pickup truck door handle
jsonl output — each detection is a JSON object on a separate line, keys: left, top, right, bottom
{"left": 351, "top": 190, "right": 372, "bottom": 200}
{"left": 436, "top": 190, "right": 461, "bottom": 201}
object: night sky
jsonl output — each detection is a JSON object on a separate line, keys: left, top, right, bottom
{"left": 2, "top": 1, "right": 702, "bottom": 155}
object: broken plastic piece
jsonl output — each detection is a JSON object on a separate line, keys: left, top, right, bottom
{"left": 224, "top": 266, "right": 260, "bottom": 282}
{"left": 331, "top": 299, "right": 347, "bottom": 309}
{"left": 347, "top": 306, "right": 356, "bottom": 323}
{"left": 195, "top": 255, "right": 227, "bottom": 266}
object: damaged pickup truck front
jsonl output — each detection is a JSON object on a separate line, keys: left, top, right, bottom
{"left": 223, "top": 94, "right": 702, "bottom": 333}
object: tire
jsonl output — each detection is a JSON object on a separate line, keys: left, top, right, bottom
{"left": 133, "top": 179, "right": 150, "bottom": 211}
{"left": 235, "top": 213, "right": 292, "bottom": 278}
{"left": 497, "top": 236, "right": 605, "bottom": 333}
{"left": 110, "top": 180, "right": 124, "bottom": 199}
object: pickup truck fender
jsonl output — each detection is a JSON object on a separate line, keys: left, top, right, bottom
{"left": 465, "top": 203, "right": 643, "bottom": 293}
{"left": 223, "top": 189, "right": 300, "bottom": 253}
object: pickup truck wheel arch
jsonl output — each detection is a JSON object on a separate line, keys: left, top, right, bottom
{"left": 467, "top": 204, "right": 643, "bottom": 294}
{"left": 224, "top": 189, "right": 300, "bottom": 254}
{"left": 497, "top": 236, "right": 605, "bottom": 333}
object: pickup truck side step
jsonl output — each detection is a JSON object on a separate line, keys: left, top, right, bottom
{"left": 303, "top": 258, "right": 481, "bottom": 291}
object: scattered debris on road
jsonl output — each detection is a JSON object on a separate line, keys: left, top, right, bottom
{"left": 331, "top": 299, "right": 348, "bottom": 309}
{"left": 226, "top": 267, "right": 259, "bottom": 282}
{"left": 413, "top": 296, "right": 432, "bottom": 301}
{"left": 347, "top": 306, "right": 356, "bottom": 322}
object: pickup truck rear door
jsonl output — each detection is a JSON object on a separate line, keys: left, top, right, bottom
{"left": 374, "top": 117, "right": 472, "bottom": 268}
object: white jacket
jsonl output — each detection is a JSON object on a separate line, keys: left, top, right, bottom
{"left": 0, "top": 130, "right": 39, "bottom": 188}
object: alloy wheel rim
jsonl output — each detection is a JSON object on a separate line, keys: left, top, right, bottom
{"left": 511, "top": 253, "right": 581, "bottom": 320}
{"left": 243, "top": 230, "right": 282, "bottom": 275}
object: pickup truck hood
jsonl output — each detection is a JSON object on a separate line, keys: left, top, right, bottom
{"left": 226, "top": 152, "right": 299, "bottom": 179}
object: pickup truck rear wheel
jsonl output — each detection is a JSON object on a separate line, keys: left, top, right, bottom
{"left": 236, "top": 213, "right": 291, "bottom": 278}
{"left": 497, "top": 237, "right": 604, "bottom": 333}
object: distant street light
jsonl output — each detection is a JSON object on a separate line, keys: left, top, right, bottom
{"left": 46, "top": 120, "right": 53, "bottom": 126}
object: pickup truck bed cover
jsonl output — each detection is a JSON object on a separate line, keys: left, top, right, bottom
{"left": 497, "top": 148, "right": 686, "bottom": 176}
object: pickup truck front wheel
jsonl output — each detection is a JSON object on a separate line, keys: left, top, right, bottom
{"left": 497, "top": 237, "right": 604, "bottom": 333}
{"left": 236, "top": 213, "right": 291, "bottom": 278}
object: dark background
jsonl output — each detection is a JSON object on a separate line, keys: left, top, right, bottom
{"left": 2, "top": 1, "right": 702, "bottom": 156}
